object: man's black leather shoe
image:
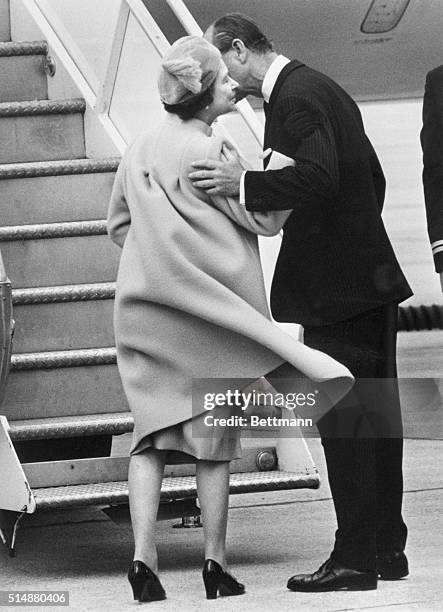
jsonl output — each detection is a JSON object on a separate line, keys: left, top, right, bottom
{"left": 377, "top": 552, "right": 409, "bottom": 580}
{"left": 287, "top": 558, "right": 377, "bottom": 592}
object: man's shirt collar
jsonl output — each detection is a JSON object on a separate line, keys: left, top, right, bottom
{"left": 261, "top": 55, "right": 291, "bottom": 103}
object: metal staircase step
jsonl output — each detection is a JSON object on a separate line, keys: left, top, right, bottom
{"left": 12, "top": 300, "right": 115, "bottom": 352}
{"left": 10, "top": 347, "right": 117, "bottom": 370}
{"left": 0, "top": 41, "right": 48, "bottom": 102}
{"left": 12, "top": 282, "right": 115, "bottom": 304}
{"left": 0, "top": 219, "right": 107, "bottom": 241}
{"left": 19, "top": 447, "right": 287, "bottom": 489}
{"left": 31, "top": 471, "right": 319, "bottom": 511}
{"left": 3, "top": 349, "right": 124, "bottom": 422}
{"left": 11, "top": 282, "right": 114, "bottom": 349}
{"left": 0, "top": 99, "right": 86, "bottom": 163}
{"left": 0, "top": 98, "right": 85, "bottom": 117}
{"left": 3, "top": 362, "right": 125, "bottom": 420}
{"left": 0, "top": 41, "right": 48, "bottom": 56}
{"left": 0, "top": 157, "right": 120, "bottom": 179}
{"left": 0, "top": 234, "right": 118, "bottom": 287}
{"left": 8, "top": 412, "right": 133, "bottom": 441}
{"left": 10, "top": 281, "right": 115, "bottom": 353}
{"left": 3, "top": 348, "right": 123, "bottom": 422}
{"left": 0, "top": 159, "right": 119, "bottom": 224}
{"left": 0, "top": 219, "right": 116, "bottom": 288}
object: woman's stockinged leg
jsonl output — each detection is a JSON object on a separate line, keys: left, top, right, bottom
{"left": 129, "top": 448, "right": 167, "bottom": 571}
{"left": 196, "top": 460, "right": 230, "bottom": 567}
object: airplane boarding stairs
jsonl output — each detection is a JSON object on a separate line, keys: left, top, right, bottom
{"left": 0, "top": 24, "right": 319, "bottom": 557}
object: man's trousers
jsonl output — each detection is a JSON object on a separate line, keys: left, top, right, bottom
{"left": 302, "top": 303, "right": 408, "bottom": 570}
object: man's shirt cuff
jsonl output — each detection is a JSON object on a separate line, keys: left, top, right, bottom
{"left": 239, "top": 171, "right": 247, "bottom": 205}
{"left": 432, "top": 240, "right": 443, "bottom": 272}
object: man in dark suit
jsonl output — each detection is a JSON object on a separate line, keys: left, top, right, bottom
{"left": 189, "top": 14, "right": 412, "bottom": 592}
{"left": 421, "top": 65, "right": 443, "bottom": 291}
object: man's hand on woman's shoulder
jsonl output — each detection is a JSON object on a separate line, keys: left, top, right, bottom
{"left": 189, "top": 143, "right": 243, "bottom": 197}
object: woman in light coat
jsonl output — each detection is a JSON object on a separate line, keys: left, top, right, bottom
{"left": 107, "top": 36, "right": 353, "bottom": 603}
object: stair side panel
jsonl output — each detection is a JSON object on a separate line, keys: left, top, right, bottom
{"left": 0, "top": 417, "right": 36, "bottom": 513}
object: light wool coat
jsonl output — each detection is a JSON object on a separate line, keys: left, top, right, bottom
{"left": 107, "top": 114, "right": 352, "bottom": 454}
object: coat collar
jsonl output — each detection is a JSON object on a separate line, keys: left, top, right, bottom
{"left": 263, "top": 59, "right": 305, "bottom": 151}
{"left": 261, "top": 55, "right": 291, "bottom": 103}
{"left": 267, "top": 59, "right": 306, "bottom": 111}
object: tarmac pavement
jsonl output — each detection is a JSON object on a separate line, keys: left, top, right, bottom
{"left": 1, "top": 438, "right": 442, "bottom": 612}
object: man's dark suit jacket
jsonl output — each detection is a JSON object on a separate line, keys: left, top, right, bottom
{"left": 244, "top": 60, "right": 412, "bottom": 326}
{"left": 421, "top": 65, "right": 443, "bottom": 273}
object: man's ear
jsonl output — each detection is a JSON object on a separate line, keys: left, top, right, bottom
{"left": 231, "top": 38, "right": 247, "bottom": 62}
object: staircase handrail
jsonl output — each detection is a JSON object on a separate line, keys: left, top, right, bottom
{"left": 24, "top": 0, "right": 264, "bottom": 154}
{"left": 0, "top": 249, "right": 9, "bottom": 283}
{"left": 0, "top": 248, "right": 13, "bottom": 408}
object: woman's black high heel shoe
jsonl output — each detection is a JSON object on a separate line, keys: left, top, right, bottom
{"left": 128, "top": 560, "right": 166, "bottom": 602}
{"left": 202, "top": 559, "right": 245, "bottom": 599}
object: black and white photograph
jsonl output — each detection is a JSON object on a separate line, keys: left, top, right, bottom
{"left": 0, "top": 1, "right": 442, "bottom": 610}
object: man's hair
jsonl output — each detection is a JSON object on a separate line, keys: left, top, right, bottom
{"left": 210, "top": 13, "right": 273, "bottom": 55}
